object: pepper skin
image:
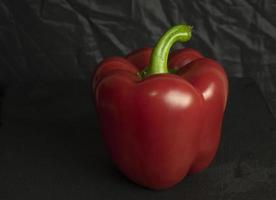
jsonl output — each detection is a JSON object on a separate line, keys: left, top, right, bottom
{"left": 92, "top": 25, "right": 228, "bottom": 189}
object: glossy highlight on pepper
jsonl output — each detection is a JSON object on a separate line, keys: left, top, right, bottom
{"left": 92, "top": 24, "right": 228, "bottom": 189}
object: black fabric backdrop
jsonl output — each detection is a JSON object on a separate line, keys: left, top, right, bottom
{"left": 0, "top": 0, "right": 276, "bottom": 199}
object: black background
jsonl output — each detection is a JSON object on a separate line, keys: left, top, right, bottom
{"left": 0, "top": 0, "right": 276, "bottom": 199}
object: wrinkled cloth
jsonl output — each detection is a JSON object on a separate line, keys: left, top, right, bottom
{"left": 0, "top": 0, "right": 276, "bottom": 116}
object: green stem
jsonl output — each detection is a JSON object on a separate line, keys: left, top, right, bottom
{"left": 141, "top": 24, "right": 192, "bottom": 78}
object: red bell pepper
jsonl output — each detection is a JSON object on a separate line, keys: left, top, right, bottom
{"left": 92, "top": 25, "right": 228, "bottom": 189}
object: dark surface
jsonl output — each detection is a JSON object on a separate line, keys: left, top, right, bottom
{"left": 0, "top": 87, "right": 3, "bottom": 126}
{"left": 0, "top": 77, "right": 275, "bottom": 200}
